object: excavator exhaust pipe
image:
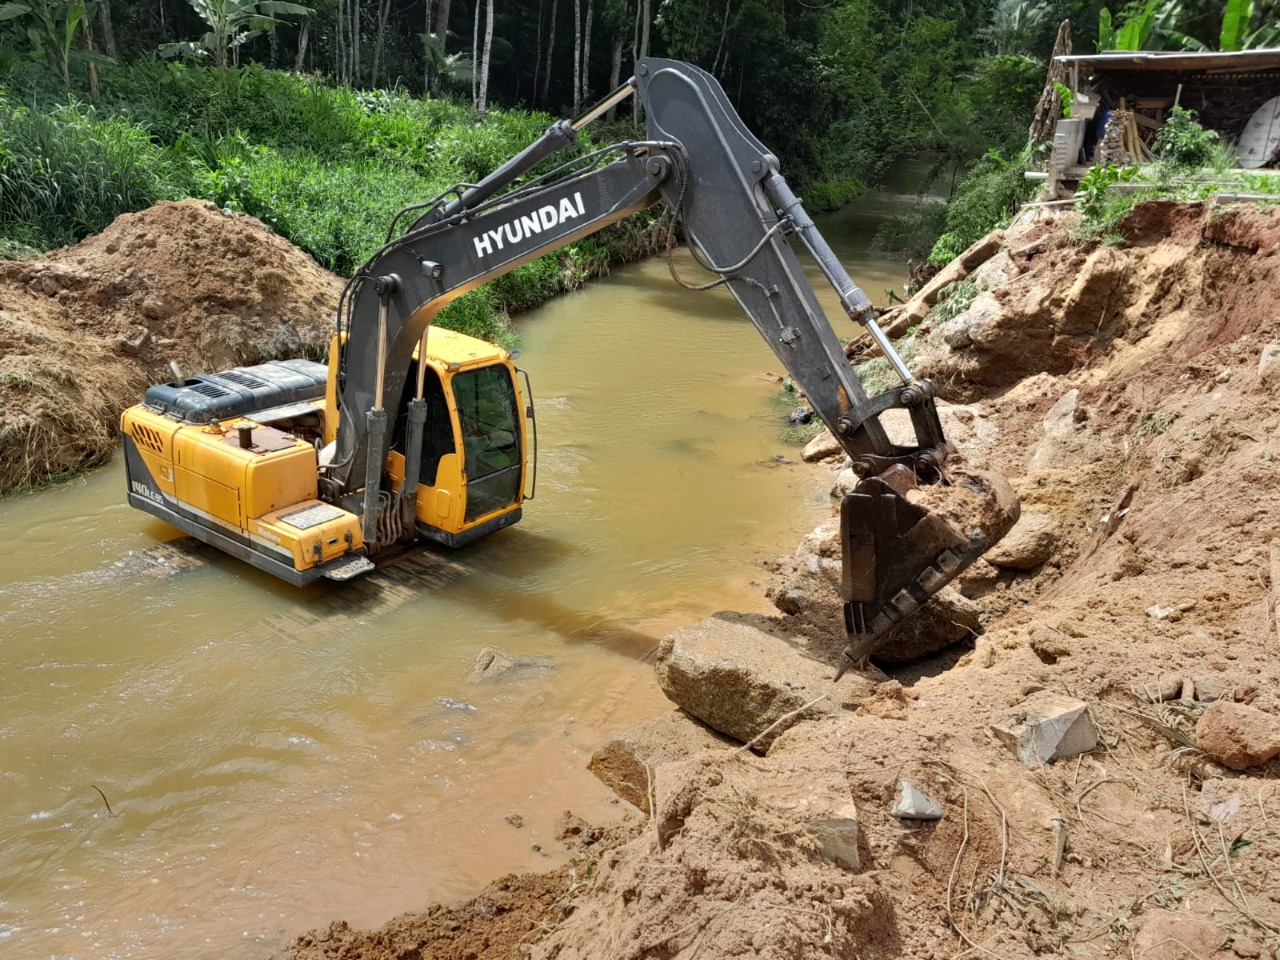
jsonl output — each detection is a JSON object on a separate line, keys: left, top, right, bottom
{"left": 836, "top": 468, "right": 1020, "bottom": 676}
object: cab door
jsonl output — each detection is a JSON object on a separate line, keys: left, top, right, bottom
{"left": 450, "top": 364, "right": 524, "bottom": 522}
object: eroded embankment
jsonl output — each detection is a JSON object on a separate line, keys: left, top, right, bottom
{"left": 277, "top": 201, "right": 1280, "bottom": 960}
{"left": 0, "top": 199, "right": 341, "bottom": 491}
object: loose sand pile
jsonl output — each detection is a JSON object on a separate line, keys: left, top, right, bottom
{"left": 275, "top": 200, "right": 1280, "bottom": 960}
{"left": 0, "top": 200, "right": 342, "bottom": 491}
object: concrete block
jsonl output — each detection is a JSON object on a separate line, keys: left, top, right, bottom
{"left": 993, "top": 691, "right": 1097, "bottom": 764}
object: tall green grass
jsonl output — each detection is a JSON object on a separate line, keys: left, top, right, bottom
{"left": 0, "top": 98, "right": 179, "bottom": 248}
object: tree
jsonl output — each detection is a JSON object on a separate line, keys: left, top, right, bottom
{"left": 160, "top": 0, "right": 312, "bottom": 79}
{"left": 0, "top": 0, "right": 107, "bottom": 87}
{"left": 572, "top": 0, "right": 580, "bottom": 112}
{"left": 431, "top": 0, "right": 451, "bottom": 93}
{"left": 477, "top": 0, "right": 493, "bottom": 112}
{"left": 1164, "top": 0, "right": 1280, "bottom": 51}
{"left": 370, "top": 0, "right": 390, "bottom": 86}
{"left": 580, "top": 0, "right": 592, "bottom": 110}
{"left": 539, "top": 0, "right": 557, "bottom": 105}
{"left": 97, "top": 0, "right": 114, "bottom": 57}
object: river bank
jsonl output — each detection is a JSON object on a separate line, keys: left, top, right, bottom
{"left": 278, "top": 199, "right": 1280, "bottom": 960}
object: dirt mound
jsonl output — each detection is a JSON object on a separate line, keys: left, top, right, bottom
{"left": 0, "top": 200, "right": 342, "bottom": 491}
{"left": 279, "top": 870, "right": 574, "bottom": 960}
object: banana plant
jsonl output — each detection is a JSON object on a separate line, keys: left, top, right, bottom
{"left": 160, "top": 0, "right": 312, "bottom": 78}
{"left": 1096, "top": 1, "right": 1187, "bottom": 51}
{"left": 1128, "top": 0, "right": 1279, "bottom": 52}
{"left": 0, "top": 0, "right": 109, "bottom": 87}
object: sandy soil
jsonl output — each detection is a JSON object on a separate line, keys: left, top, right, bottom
{"left": 275, "top": 201, "right": 1280, "bottom": 960}
{"left": 0, "top": 199, "right": 340, "bottom": 491}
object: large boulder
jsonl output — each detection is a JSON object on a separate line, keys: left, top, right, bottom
{"left": 872, "top": 588, "right": 982, "bottom": 663}
{"left": 984, "top": 511, "right": 1061, "bottom": 570}
{"left": 654, "top": 614, "right": 874, "bottom": 751}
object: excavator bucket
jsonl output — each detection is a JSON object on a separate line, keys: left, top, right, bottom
{"left": 838, "top": 467, "right": 1019, "bottom": 671}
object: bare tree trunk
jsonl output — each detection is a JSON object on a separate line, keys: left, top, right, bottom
{"left": 635, "top": 0, "right": 651, "bottom": 126}
{"left": 432, "top": 0, "right": 452, "bottom": 95}
{"left": 478, "top": 0, "right": 494, "bottom": 113}
{"left": 572, "top": 0, "right": 581, "bottom": 113}
{"left": 712, "top": 0, "right": 730, "bottom": 75}
{"left": 533, "top": 0, "right": 545, "bottom": 106}
{"left": 639, "top": 0, "right": 650, "bottom": 60}
{"left": 82, "top": 12, "right": 100, "bottom": 95}
{"left": 540, "top": 0, "right": 558, "bottom": 105}
{"left": 606, "top": 35, "right": 623, "bottom": 118}
{"left": 294, "top": 17, "right": 310, "bottom": 72}
{"left": 99, "top": 0, "right": 117, "bottom": 59}
{"left": 351, "top": 1, "right": 361, "bottom": 85}
{"left": 372, "top": 0, "right": 391, "bottom": 87}
{"left": 335, "top": 0, "right": 346, "bottom": 82}
{"left": 472, "top": 0, "right": 480, "bottom": 109}
{"left": 581, "top": 0, "right": 593, "bottom": 110}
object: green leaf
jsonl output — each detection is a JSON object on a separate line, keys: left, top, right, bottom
{"left": 0, "top": 2, "right": 32, "bottom": 21}
{"left": 1220, "top": 0, "right": 1253, "bottom": 52}
{"left": 254, "top": 1, "right": 312, "bottom": 16}
{"left": 1098, "top": 7, "right": 1114, "bottom": 50}
{"left": 1229, "top": 837, "right": 1253, "bottom": 857}
{"left": 1164, "top": 29, "right": 1209, "bottom": 51}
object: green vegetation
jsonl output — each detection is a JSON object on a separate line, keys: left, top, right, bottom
{"left": 1073, "top": 109, "right": 1280, "bottom": 238}
{"left": 931, "top": 279, "right": 987, "bottom": 323}
{"left": 0, "top": 59, "right": 668, "bottom": 341}
{"left": 5, "top": 0, "right": 1273, "bottom": 340}
{"left": 1152, "top": 105, "right": 1220, "bottom": 168}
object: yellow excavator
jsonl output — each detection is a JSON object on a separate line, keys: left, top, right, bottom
{"left": 120, "top": 59, "right": 1018, "bottom": 667}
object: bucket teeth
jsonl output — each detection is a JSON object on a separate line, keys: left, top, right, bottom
{"left": 835, "top": 469, "right": 1019, "bottom": 677}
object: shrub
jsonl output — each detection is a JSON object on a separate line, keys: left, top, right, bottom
{"left": 1152, "top": 106, "right": 1220, "bottom": 170}
{"left": 803, "top": 178, "right": 867, "bottom": 213}
{"left": 941, "top": 149, "right": 1037, "bottom": 249}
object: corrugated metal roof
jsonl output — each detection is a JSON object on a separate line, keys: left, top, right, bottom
{"left": 1056, "top": 49, "right": 1280, "bottom": 72}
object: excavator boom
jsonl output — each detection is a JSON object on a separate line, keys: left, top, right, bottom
{"left": 122, "top": 58, "right": 1018, "bottom": 668}
{"left": 327, "top": 59, "right": 1018, "bottom": 667}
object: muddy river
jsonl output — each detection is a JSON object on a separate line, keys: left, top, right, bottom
{"left": 0, "top": 182, "right": 922, "bottom": 958}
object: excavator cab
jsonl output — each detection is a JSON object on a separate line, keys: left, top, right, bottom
{"left": 328, "top": 327, "right": 531, "bottom": 550}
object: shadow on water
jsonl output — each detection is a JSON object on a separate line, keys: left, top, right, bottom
{"left": 132, "top": 531, "right": 660, "bottom": 663}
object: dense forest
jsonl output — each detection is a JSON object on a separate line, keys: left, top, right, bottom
{"left": 1, "top": 0, "right": 1274, "bottom": 338}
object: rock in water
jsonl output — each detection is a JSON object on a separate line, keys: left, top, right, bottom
{"left": 468, "top": 646, "right": 555, "bottom": 682}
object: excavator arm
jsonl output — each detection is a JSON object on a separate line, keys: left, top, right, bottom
{"left": 328, "top": 58, "right": 1018, "bottom": 668}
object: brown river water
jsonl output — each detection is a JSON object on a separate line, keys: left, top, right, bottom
{"left": 0, "top": 180, "right": 926, "bottom": 958}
